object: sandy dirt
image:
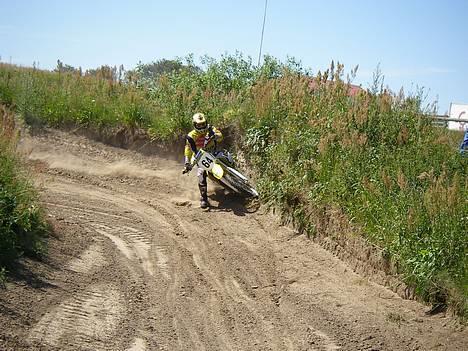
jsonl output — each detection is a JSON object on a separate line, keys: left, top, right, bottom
{"left": 0, "top": 129, "right": 466, "bottom": 351}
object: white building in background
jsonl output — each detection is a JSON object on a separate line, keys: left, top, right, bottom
{"left": 448, "top": 103, "right": 468, "bottom": 131}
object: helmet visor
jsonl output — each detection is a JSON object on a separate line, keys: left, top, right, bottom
{"left": 194, "top": 121, "right": 207, "bottom": 130}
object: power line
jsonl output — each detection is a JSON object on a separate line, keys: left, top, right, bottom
{"left": 257, "top": 0, "right": 268, "bottom": 66}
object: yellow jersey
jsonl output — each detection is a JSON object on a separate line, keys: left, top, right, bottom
{"left": 184, "top": 126, "right": 223, "bottom": 161}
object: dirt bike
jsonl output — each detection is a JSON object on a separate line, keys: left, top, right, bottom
{"left": 183, "top": 148, "right": 259, "bottom": 198}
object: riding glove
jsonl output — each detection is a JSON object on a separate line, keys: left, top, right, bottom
{"left": 184, "top": 163, "right": 193, "bottom": 172}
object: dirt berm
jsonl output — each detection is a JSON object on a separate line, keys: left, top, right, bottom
{"left": 0, "top": 129, "right": 466, "bottom": 350}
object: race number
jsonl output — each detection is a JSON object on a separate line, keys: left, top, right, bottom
{"left": 198, "top": 152, "right": 215, "bottom": 171}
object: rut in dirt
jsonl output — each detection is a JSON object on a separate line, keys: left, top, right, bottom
{"left": 1, "top": 129, "right": 466, "bottom": 351}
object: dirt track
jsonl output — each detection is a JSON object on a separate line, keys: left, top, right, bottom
{"left": 0, "top": 129, "right": 466, "bottom": 350}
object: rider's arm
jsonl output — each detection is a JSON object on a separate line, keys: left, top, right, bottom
{"left": 212, "top": 127, "right": 223, "bottom": 143}
{"left": 204, "top": 127, "right": 223, "bottom": 149}
{"left": 184, "top": 134, "right": 197, "bottom": 164}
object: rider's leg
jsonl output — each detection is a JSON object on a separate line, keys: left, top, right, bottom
{"left": 197, "top": 168, "right": 209, "bottom": 208}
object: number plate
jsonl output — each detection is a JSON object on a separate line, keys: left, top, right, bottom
{"left": 198, "top": 152, "right": 215, "bottom": 171}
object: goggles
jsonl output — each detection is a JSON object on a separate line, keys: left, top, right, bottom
{"left": 194, "top": 121, "right": 207, "bottom": 130}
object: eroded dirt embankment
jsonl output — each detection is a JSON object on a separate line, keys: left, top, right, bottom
{"left": 0, "top": 129, "right": 466, "bottom": 351}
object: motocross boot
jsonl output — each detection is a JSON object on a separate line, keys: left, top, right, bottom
{"left": 199, "top": 184, "right": 209, "bottom": 209}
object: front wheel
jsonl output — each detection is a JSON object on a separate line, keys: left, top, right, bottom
{"left": 223, "top": 169, "right": 259, "bottom": 198}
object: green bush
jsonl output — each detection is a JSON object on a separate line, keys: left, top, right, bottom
{"left": 243, "top": 66, "right": 467, "bottom": 316}
{"left": 0, "top": 106, "right": 48, "bottom": 280}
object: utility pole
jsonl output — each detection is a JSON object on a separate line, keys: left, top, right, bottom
{"left": 257, "top": 0, "right": 268, "bottom": 66}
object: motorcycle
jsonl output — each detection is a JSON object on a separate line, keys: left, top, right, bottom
{"left": 183, "top": 147, "right": 259, "bottom": 198}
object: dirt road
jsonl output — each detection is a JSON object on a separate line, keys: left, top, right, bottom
{"left": 0, "top": 129, "right": 466, "bottom": 350}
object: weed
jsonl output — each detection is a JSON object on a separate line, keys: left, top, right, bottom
{"left": 386, "top": 311, "right": 405, "bottom": 327}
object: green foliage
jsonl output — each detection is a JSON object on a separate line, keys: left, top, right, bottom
{"left": 0, "top": 63, "right": 156, "bottom": 131}
{"left": 0, "top": 106, "right": 48, "bottom": 275}
{"left": 127, "top": 58, "right": 199, "bottom": 83}
{"left": 243, "top": 67, "right": 467, "bottom": 315}
{"left": 0, "top": 56, "right": 466, "bottom": 316}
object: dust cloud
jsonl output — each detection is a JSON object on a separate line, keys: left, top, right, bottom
{"left": 28, "top": 149, "right": 160, "bottom": 179}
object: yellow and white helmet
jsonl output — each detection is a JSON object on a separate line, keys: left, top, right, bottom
{"left": 192, "top": 112, "right": 208, "bottom": 132}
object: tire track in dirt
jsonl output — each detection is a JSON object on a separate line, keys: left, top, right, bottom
{"left": 127, "top": 337, "right": 148, "bottom": 351}
{"left": 143, "top": 199, "right": 309, "bottom": 350}
{"left": 8, "top": 130, "right": 465, "bottom": 351}
{"left": 91, "top": 223, "right": 155, "bottom": 276}
{"left": 28, "top": 283, "right": 125, "bottom": 350}
{"left": 45, "top": 201, "right": 135, "bottom": 221}
{"left": 67, "top": 242, "right": 106, "bottom": 274}
{"left": 109, "top": 195, "right": 293, "bottom": 350}
{"left": 25, "top": 178, "right": 173, "bottom": 350}
{"left": 43, "top": 182, "right": 174, "bottom": 281}
{"left": 306, "top": 326, "right": 341, "bottom": 351}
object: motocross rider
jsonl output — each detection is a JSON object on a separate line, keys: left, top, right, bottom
{"left": 184, "top": 113, "right": 223, "bottom": 208}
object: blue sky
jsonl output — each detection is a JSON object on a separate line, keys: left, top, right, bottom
{"left": 1, "top": 0, "right": 467, "bottom": 113}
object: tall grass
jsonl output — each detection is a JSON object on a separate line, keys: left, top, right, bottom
{"left": 0, "top": 56, "right": 466, "bottom": 316}
{"left": 0, "top": 105, "right": 48, "bottom": 282}
{"left": 0, "top": 63, "right": 159, "bottom": 133}
{"left": 243, "top": 67, "right": 467, "bottom": 316}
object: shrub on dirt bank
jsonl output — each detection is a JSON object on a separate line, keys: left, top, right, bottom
{"left": 0, "top": 105, "right": 48, "bottom": 282}
{"left": 242, "top": 66, "right": 467, "bottom": 318}
{"left": 0, "top": 57, "right": 466, "bottom": 317}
